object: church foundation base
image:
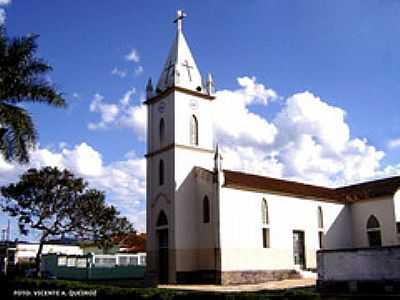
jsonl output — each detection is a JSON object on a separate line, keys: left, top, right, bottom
{"left": 176, "top": 270, "right": 221, "bottom": 284}
{"left": 220, "top": 270, "right": 301, "bottom": 285}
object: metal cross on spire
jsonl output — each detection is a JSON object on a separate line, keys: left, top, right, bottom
{"left": 181, "top": 59, "right": 193, "bottom": 81}
{"left": 174, "top": 10, "right": 187, "bottom": 32}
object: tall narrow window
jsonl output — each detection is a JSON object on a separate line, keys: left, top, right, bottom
{"left": 262, "top": 228, "right": 270, "bottom": 248}
{"left": 156, "top": 210, "right": 168, "bottom": 227}
{"left": 159, "top": 118, "right": 165, "bottom": 145}
{"left": 318, "top": 231, "right": 323, "bottom": 249}
{"left": 261, "top": 198, "right": 270, "bottom": 248}
{"left": 203, "top": 196, "right": 210, "bottom": 223}
{"left": 190, "top": 115, "right": 198, "bottom": 146}
{"left": 159, "top": 160, "right": 164, "bottom": 186}
{"left": 367, "top": 215, "right": 382, "bottom": 247}
{"left": 262, "top": 198, "right": 269, "bottom": 225}
{"left": 317, "top": 206, "right": 324, "bottom": 248}
{"left": 317, "top": 206, "right": 324, "bottom": 229}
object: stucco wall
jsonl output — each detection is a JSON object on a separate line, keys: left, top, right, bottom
{"left": 219, "top": 187, "right": 349, "bottom": 272}
{"left": 350, "top": 196, "right": 398, "bottom": 247}
{"left": 318, "top": 246, "right": 400, "bottom": 281}
{"left": 15, "top": 244, "right": 83, "bottom": 263}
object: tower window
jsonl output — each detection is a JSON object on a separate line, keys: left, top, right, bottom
{"left": 366, "top": 215, "right": 382, "bottom": 247}
{"left": 159, "top": 160, "right": 165, "bottom": 186}
{"left": 190, "top": 115, "right": 198, "bottom": 146}
{"left": 159, "top": 118, "right": 165, "bottom": 145}
{"left": 203, "top": 196, "right": 210, "bottom": 223}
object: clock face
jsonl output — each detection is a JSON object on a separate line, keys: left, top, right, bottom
{"left": 189, "top": 99, "right": 199, "bottom": 110}
{"left": 158, "top": 101, "right": 166, "bottom": 113}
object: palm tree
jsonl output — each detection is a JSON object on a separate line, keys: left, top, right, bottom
{"left": 0, "top": 26, "right": 66, "bottom": 163}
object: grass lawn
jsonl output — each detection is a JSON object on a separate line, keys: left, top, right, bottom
{"left": 4, "top": 277, "right": 400, "bottom": 300}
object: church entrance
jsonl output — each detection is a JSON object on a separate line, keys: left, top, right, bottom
{"left": 293, "top": 230, "right": 306, "bottom": 269}
{"left": 157, "top": 228, "right": 169, "bottom": 283}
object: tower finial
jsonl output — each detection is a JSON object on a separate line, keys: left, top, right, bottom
{"left": 174, "top": 10, "right": 187, "bottom": 32}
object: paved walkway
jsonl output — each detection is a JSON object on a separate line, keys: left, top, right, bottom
{"left": 159, "top": 278, "right": 316, "bottom": 292}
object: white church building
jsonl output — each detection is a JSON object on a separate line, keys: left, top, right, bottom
{"left": 145, "top": 11, "right": 400, "bottom": 285}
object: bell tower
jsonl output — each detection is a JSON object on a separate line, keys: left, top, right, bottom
{"left": 145, "top": 10, "right": 218, "bottom": 284}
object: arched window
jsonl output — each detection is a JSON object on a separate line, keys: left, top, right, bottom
{"left": 190, "top": 115, "right": 198, "bottom": 146}
{"left": 203, "top": 196, "right": 210, "bottom": 223}
{"left": 366, "top": 215, "right": 382, "bottom": 247}
{"left": 156, "top": 210, "right": 168, "bottom": 227}
{"left": 159, "top": 160, "right": 164, "bottom": 186}
{"left": 159, "top": 118, "right": 165, "bottom": 145}
{"left": 317, "top": 206, "right": 324, "bottom": 229}
{"left": 262, "top": 198, "right": 269, "bottom": 225}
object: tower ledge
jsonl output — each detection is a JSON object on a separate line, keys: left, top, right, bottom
{"left": 143, "top": 85, "right": 215, "bottom": 105}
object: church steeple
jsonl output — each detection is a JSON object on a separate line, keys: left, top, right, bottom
{"left": 156, "top": 10, "right": 203, "bottom": 93}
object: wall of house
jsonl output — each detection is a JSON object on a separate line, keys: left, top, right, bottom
{"left": 350, "top": 195, "right": 399, "bottom": 248}
{"left": 15, "top": 244, "right": 82, "bottom": 263}
{"left": 219, "top": 187, "right": 350, "bottom": 273}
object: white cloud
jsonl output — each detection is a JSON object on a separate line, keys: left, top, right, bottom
{"left": 125, "top": 49, "right": 140, "bottom": 63}
{"left": 0, "top": 0, "right": 11, "bottom": 5}
{"left": 212, "top": 76, "right": 278, "bottom": 148}
{"left": 0, "top": 9, "right": 6, "bottom": 25}
{"left": 120, "top": 88, "right": 136, "bottom": 106}
{"left": 388, "top": 138, "right": 400, "bottom": 149}
{"left": 111, "top": 67, "right": 127, "bottom": 78}
{"left": 0, "top": 143, "right": 146, "bottom": 231}
{"left": 88, "top": 76, "right": 393, "bottom": 186}
{"left": 88, "top": 89, "right": 146, "bottom": 139}
{"left": 88, "top": 94, "right": 119, "bottom": 130}
{"left": 135, "top": 65, "right": 144, "bottom": 76}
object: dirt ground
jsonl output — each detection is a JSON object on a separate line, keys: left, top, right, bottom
{"left": 159, "top": 278, "right": 316, "bottom": 292}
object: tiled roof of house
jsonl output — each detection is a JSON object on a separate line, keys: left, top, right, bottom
{"left": 222, "top": 169, "right": 400, "bottom": 203}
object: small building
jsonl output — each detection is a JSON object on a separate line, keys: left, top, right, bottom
{"left": 41, "top": 252, "right": 146, "bottom": 280}
{"left": 0, "top": 241, "right": 83, "bottom": 266}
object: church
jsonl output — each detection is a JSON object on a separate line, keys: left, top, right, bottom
{"left": 145, "top": 10, "right": 400, "bottom": 285}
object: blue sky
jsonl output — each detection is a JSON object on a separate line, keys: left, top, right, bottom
{"left": 1, "top": 0, "right": 400, "bottom": 240}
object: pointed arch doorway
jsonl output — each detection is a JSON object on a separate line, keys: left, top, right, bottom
{"left": 156, "top": 210, "right": 169, "bottom": 283}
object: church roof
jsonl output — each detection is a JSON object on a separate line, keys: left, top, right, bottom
{"left": 156, "top": 10, "right": 203, "bottom": 93}
{"left": 223, "top": 169, "right": 400, "bottom": 203}
{"left": 336, "top": 176, "right": 400, "bottom": 202}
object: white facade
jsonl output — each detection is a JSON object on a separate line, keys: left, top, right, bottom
{"left": 11, "top": 243, "right": 83, "bottom": 264}
{"left": 145, "top": 11, "right": 400, "bottom": 285}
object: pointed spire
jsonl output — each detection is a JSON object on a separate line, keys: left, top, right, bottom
{"left": 214, "top": 144, "right": 223, "bottom": 172}
{"left": 156, "top": 10, "right": 203, "bottom": 93}
{"left": 206, "top": 73, "right": 215, "bottom": 96}
{"left": 146, "top": 77, "right": 154, "bottom": 100}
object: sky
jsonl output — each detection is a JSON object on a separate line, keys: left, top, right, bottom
{"left": 1, "top": 0, "right": 400, "bottom": 240}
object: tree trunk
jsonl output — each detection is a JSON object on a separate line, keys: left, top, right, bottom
{"left": 35, "top": 234, "right": 47, "bottom": 277}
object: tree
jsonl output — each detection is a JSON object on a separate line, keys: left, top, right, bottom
{"left": 0, "top": 26, "right": 66, "bottom": 163}
{"left": 0, "top": 166, "right": 133, "bottom": 276}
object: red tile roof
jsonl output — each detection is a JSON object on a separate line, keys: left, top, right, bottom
{"left": 223, "top": 169, "right": 400, "bottom": 203}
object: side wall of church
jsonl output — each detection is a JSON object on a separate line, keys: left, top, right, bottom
{"left": 219, "top": 187, "right": 350, "bottom": 274}
{"left": 173, "top": 91, "right": 217, "bottom": 277}
{"left": 351, "top": 195, "right": 399, "bottom": 247}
